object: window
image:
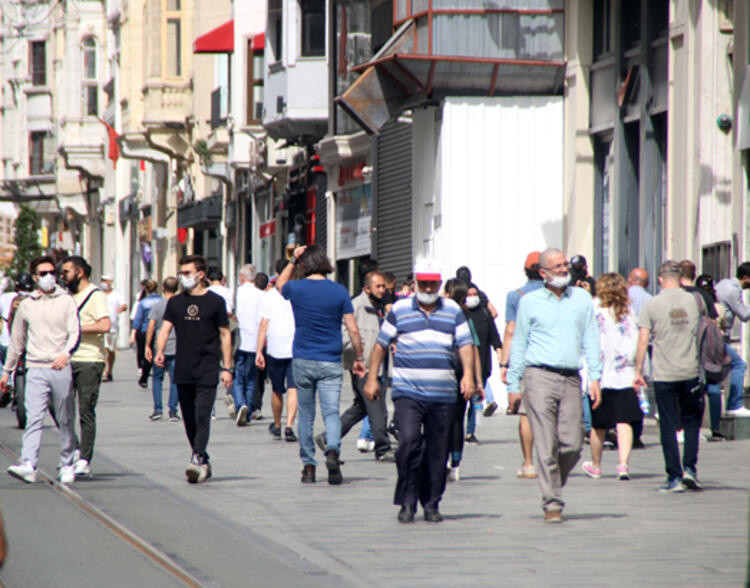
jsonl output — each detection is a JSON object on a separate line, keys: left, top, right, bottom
{"left": 702, "top": 242, "right": 732, "bottom": 282}
{"left": 246, "top": 40, "right": 264, "bottom": 124}
{"left": 31, "top": 41, "right": 46, "bottom": 86}
{"left": 82, "top": 37, "right": 98, "bottom": 116}
{"left": 621, "top": 1, "right": 641, "bottom": 49}
{"left": 167, "top": 18, "right": 182, "bottom": 77}
{"left": 29, "top": 132, "right": 52, "bottom": 176}
{"left": 269, "top": 0, "right": 283, "bottom": 62}
{"left": 593, "top": 0, "right": 611, "bottom": 58}
{"left": 300, "top": 0, "right": 325, "bottom": 57}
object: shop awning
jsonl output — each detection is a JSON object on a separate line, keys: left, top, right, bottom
{"left": 251, "top": 32, "right": 265, "bottom": 51}
{"left": 193, "top": 20, "right": 234, "bottom": 54}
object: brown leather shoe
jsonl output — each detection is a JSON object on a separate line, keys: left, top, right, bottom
{"left": 301, "top": 465, "right": 315, "bottom": 483}
{"left": 544, "top": 510, "right": 563, "bottom": 523}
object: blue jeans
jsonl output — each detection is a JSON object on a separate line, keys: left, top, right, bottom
{"left": 705, "top": 344, "right": 746, "bottom": 427}
{"left": 359, "top": 416, "right": 373, "bottom": 441}
{"left": 232, "top": 350, "right": 257, "bottom": 410}
{"left": 152, "top": 355, "right": 178, "bottom": 412}
{"left": 582, "top": 392, "right": 592, "bottom": 434}
{"left": 484, "top": 379, "right": 494, "bottom": 404}
{"left": 466, "top": 397, "right": 480, "bottom": 435}
{"left": 293, "top": 358, "right": 343, "bottom": 466}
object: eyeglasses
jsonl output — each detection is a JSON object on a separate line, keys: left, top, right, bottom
{"left": 542, "top": 262, "right": 570, "bottom": 271}
{"left": 36, "top": 270, "right": 55, "bottom": 277}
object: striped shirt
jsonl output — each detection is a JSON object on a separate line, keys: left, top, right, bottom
{"left": 376, "top": 296, "right": 473, "bottom": 403}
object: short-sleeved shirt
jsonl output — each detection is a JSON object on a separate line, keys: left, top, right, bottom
{"left": 638, "top": 288, "right": 699, "bottom": 382}
{"left": 208, "top": 284, "right": 234, "bottom": 314}
{"left": 164, "top": 290, "right": 229, "bottom": 384}
{"left": 504, "top": 279, "right": 544, "bottom": 323}
{"left": 376, "top": 296, "right": 473, "bottom": 403}
{"left": 148, "top": 298, "right": 176, "bottom": 356}
{"left": 260, "top": 288, "right": 294, "bottom": 359}
{"left": 72, "top": 285, "right": 109, "bottom": 363}
{"left": 106, "top": 290, "right": 126, "bottom": 333}
{"left": 281, "top": 278, "right": 354, "bottom": 362}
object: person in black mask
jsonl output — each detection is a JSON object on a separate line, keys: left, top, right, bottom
{"left": 315, "top": 270, "right": 395, "bottom": 461}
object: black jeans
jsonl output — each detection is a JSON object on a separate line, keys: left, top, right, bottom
{"left": 136, "top": 330, "right": 152, "bottom": 383}
{"left": 448, "top": 394, "right": 467, "bottom": 465}
{"left": 252, "top": 365, "right": 266, "bottom": 413}
{"left": 654, "top": 378, "right": 704, "bottom": 480}
{"left": 393, "top": 397, "right": 453, "bottom": 511}
{"left": 178, "top": 383, "right": 217, "bottom": 460}
{"left": 340, "top": 372, "right": 391, "bottom": 457}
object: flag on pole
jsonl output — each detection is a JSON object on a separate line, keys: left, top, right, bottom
{"left": 97, "top": 118, "right": 120, "bottom": 168}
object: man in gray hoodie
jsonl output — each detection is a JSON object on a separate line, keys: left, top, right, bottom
{"left": 1, "top": 255, "right": 81, "bottom": 484}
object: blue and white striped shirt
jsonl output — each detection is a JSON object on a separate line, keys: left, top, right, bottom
{"left": 376, "top": 296, "right": 473, "bottom": 403}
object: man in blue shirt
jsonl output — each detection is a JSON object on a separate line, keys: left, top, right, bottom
{"left": 365, "top": 259, "right": 475, "bottom": 524}
{"left": 508, "top": 248, "right": 602, "bottom": 523}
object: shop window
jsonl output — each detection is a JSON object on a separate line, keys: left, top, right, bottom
{"left": 300, "top": 0, "right": 325, "bottom": 57}
{"left": 31, "top": 41, "right": 46, "bottom": 86}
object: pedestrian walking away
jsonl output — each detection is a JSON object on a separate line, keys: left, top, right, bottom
{"left": 61, "top": 256, "right": 111, "bottom": 478}
{"left": 1, "top": 255, "right": 81, "bottom": 485}
{"left": 232, "top": 264, "right": 263, "bottom": 425}
{"left": 277, "top": 245, "right": 366, "bottom": 485}
{"left": 155, "top": 255, "right": 232, "bottom": 484}
{"left": 100, "top": 274, "right": 127, "bottom": 381}
{"left": 255, "top": 259, "right": 299, "bottom": 443}
{"left": 500, "top": 251, "right": 543, "bottom": 479}
{"left": 634, "top": 260, "right": 703, "bottom": 493}
{"left": 144, "top": 277, "right": 180, "bottom": 422}
{"left": 507, "top": 248, "right": 602, "bottom": 522}
{"left": 130, "top": 280, "right": 162, "bottom": 388}
{"left": 364, "top": 259, "right": 475, "bottom": 523}
{"left": 626, "top": 267, "right": 653, "bottom": 448}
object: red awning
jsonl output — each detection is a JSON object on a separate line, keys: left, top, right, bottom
{"left": 251, "top": 32, "right": 265, "bottom": 51}
{"left": 193, "top": 20, "right": 234, "bottom": 54}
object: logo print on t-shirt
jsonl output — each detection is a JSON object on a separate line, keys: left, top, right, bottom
{"left": 186, "top": 304, "right": 200, "bottom": 320}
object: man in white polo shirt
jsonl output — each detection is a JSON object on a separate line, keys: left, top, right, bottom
{"left": 232, "top": 264, "right": 263, "bottom": 426}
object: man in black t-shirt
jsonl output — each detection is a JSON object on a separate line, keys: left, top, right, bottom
{"left": 155, "top": 255, "right": 232, "bottom": 484}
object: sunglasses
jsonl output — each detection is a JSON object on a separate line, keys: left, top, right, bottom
{"left": 36, "top": 270, "right": 56, "bottom": 277}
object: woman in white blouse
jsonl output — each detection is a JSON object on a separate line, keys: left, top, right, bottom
{"left": 582, "top": 273, "right": 643, "bottom": 481}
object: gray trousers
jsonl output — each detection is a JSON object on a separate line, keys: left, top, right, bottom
{"left": 523, "top": 367, "right": 583, "bottom": 512}
{"left": 21, "top": 366, "right": 76, "bottom": 468}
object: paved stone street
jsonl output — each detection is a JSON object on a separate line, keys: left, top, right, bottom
{"left": 0, "top": 349, "right": 748, "bottom": 587}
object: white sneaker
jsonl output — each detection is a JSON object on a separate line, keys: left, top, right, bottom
{"left": 356, "top": 438, "right": 370, "bottom": 452}
{"left": 725, "top": 406, "right": 750, "bottom": 417}
{"left": 72, "top": 449, "right": 80, "bottom": 463}
{"left": 447, "top": 466, "right": 460, "bottom": 482}
{"left": 367, "top": 440, "right": 375, "bottom": 452}
{"left": 60, "top": 465, "right": 75, "bottom": 484}
{"left": 74, "top": 458, "right": 91, "bottom": 477}
{"left": 8, "top": 461, "right": 36, "bottom": 483}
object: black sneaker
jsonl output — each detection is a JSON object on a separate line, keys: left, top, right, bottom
{"left": 682, "top": 467, "right": 703, "bottom": 490}
{"left": 483, "top": 401, "right": 498, "bottom": 417}
{"left": 149, "top": 411, "right": 163, "bottom": 421}
{"left": 465, "top": 434, "right": 480, "bottom": 445}
{"left": 708, "top": 431, "right": 727, "bottom": 442}
{"left": 168, "top": 410, "right": 180, "bottom": 422}
{"left": 268, "top": 423, "right": 282, "bottom": 439}
{"left": 138, "top": 379, "right": 148, "bottom": 389}
{"left": 284, "top": 427, "right": 298, "bottom": 442}
{"left": 631, "top": 438, "right": 646, "bottom": 449}
{"left": 325, "top": 450, "right": 343, "bottom": 485}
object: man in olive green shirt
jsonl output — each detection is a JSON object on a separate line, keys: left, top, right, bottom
{"left": 61, "top": 256, "right": 110, "bottom": 478}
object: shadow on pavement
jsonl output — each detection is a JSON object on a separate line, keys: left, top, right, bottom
{"left": 442, "top": 513, "right": 503, "bottom": 521}
{"left": 559, "top": 513, "right": 628, "bottom": 521}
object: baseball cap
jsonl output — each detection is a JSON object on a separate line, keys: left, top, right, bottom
{"left": 570, "top": 255, "right": 587, "bottom": 270}
{"left": 525, "top": 251, "right": 541, "bottom": 270}
{"left": 413, "top": 259, "right": 442, "bottom": 282}
{"left": 100, "top": 274, "right": 113, "bottom": 281}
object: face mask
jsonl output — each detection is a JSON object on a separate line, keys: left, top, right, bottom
{"left": 466, "top": 295, "right": 480, "bottom": 309}
{"left": 546, "top": 273, "right": 571, "bottom": 289}
{"left": 38, "top": 274, "right": 57, "bottom": 292}
{"left": 416, "top": 290, "right": 439, "bottom": 305}
{"left": 368, "top": 291, "right": 384, "bottom": 304}
{"left": 180, "top": 273, "right": 199, "bottom": 291}
{"left": 101, "top": 282, "right": 111, "bottom": 292}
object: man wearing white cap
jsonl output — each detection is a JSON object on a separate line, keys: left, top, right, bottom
{"left": 365, "top": 259, "right": 475, "bottom": 523}
{"left": 100, "top": 274, "right": 127, "bottom": 382}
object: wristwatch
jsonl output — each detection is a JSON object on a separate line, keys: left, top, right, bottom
{"left": 221, "top": 367, "right": 234, "bottom": 374}
{"left": 500, "top": 363, "right": 509, "bottom": 368}
{"left": 289, "top": 257, "right": 298, "bottom": 265}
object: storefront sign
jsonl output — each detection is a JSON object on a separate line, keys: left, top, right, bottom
{"left": 336, "top": 184, "right": 371, "bottom": 259}
{"left": 338, "top": 161, "right": 365, "bottom": 186}
{"left": 260, "top": 220, "right": 276, "bottom": 239}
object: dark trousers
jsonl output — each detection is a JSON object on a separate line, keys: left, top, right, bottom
{"left": 448, "top": 395, "right": 468, "bottom": 465}
{"left": 654, "top": 378, "right": 704, "bottom": 480}
{"left": 393, "top": 397, "right": 453, "bottom": 511}
{"left": 340, "top": 372, "right": 391, "bottom": 457}
{"left": 72, "top": 361, "right": 104, "bottom": 462}
{"left": 136, "top": 330, "right": 152, "bottom": 383}
{"left": 178, "top": 383, "right": 216, "bottom": 460}
{"left": 252, "top": 365, "right": 266, "bottom": 412}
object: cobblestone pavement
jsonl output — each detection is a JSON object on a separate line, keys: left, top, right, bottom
{"left": 0, "top": 350, "right": 748, "bottom": 587}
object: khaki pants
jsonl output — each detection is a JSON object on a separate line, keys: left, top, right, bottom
{"left": 523, "top": 367, "right": 583, "bottom": 512}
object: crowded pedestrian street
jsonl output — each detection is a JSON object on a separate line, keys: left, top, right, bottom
{"left": 0, "top": 349, "right": 747, "bottom": 587}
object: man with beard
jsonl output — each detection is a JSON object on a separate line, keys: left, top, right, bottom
{"left": 315, "top": 270, "right": 395, "bottom": 461}
{"left": 61, "top": 256, "right": 111, "bottom": 478}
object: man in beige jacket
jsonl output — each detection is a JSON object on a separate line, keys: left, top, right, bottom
{"left": 1, "top": 255, "right": 81, "bottom": 484}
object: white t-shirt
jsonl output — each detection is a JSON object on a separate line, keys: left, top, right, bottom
{"left": 106, "top": 290, "right": 127, "bottom": 333}
{"left": 260, "top": 288, "right": 294, "bottom": 359}
{"left": 208, "top": 284, "right": 234, "bottom": 314}
{"left": 235, "top": 282, "right": 263, "bottom": 352}
{"left": 0, "top": 291, "right": 18, "bottom": 347}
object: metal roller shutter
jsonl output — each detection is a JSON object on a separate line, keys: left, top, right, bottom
{"left": 374, "top": 120, "right": 412, "bottom": 282}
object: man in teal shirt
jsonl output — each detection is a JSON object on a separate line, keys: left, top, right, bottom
{"left": 508, "top": 248, "right": 602, "bottom": 522}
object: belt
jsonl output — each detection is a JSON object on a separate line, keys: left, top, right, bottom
{"left": 528, "top": 365, "right": 579, "bottom": 378}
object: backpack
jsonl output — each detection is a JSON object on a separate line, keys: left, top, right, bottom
{"left": 692, "top": 292, "right": 731, "bottom": 384}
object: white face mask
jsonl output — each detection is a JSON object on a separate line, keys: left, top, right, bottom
{"left": 180, "top": 273, "right": 199, "bottom": 291}
{"left": 545, "top": 273, "right": 571, "bottom": 289}
{"left": 416, "top": 290, "right": 439, "bottom": 305}
{"left": 466, "top": 295, "right": 480, "bottom": 309}
{"left": 37, "top": 274, "right": 56, "bottom": 292}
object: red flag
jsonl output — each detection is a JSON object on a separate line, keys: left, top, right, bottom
{"left": 97, "top": 118, "right": 120, "bottom": 168}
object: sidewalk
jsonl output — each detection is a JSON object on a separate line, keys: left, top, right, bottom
{"left": 2, "top": 349, "right": 749, "bottom": 587}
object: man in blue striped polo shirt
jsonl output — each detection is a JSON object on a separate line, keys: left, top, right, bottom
{"left": 364, "top": 259, "right": 475, "bottom": 523}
